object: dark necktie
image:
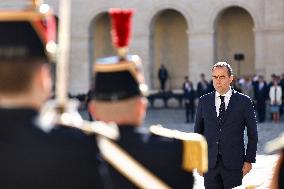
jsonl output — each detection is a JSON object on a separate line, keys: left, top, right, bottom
{"left": 218, "top": 96, "right": 225, "bottom": 125}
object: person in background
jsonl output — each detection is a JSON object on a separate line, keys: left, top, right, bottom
{"left": 241, "top": 76, "right": 254, "bottom": 100}
{"left": 269, "top": 78, "right": 282, "bottom": 123}
{"left": 183, "top": 76, "right": 195, "bottom": 123}
{"left": 197, "top": 73, "right": 210, "bottom": 97}
{"left": 158, "top": 64, "right": 169, "bottom": 92}
{"left": 254, "top": 75, "right": 269, "bottom": 123}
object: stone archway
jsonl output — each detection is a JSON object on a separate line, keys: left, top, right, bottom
{"left": 214, "top": 6, "right": 255, "bottom": 77}
{"left": 89, "top": 12, "right": 114, "bottom": 65}
{"left": 150, "top": 9, "right": 189, "bottom": 90}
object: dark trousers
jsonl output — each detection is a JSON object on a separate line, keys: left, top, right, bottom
{"left": 256, "top": 101, "right": 266, "bottom": 122}
{"left": 160, "top": 79, "right": 166, "bottom": 91}
{"left": 185, "top": 102, "right": 194, "bottom": 122}
{"left": 204, "top": 155, "right": 242, "bottom": 189}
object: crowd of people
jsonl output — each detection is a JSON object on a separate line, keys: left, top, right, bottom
{"left": 180, "top": 72, "right": 284, "bottom": 123}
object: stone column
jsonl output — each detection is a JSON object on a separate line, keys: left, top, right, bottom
{"left": 188, "top": 31, "right": 215, "bottom": 85}
{"left": 254, "top": 28, "right": 284, "bottom": 79}
{"left": 254, "top": 29, "right": 266, "bottom": 76}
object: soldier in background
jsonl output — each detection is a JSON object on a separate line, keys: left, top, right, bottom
{"left": 0, "top": 3, "right": 105, "bottom": 189}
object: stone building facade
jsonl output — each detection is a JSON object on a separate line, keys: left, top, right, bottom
{"left": 23, "top": 1, "right": 284, "bottom": 93}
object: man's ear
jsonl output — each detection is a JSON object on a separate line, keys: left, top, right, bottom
{"left": 135, "top": 97, "right": 147, "bottom": 118}
{"left": 230, "top": 75, "right": 234, "bottom": 83}
{"left": 88, "top": 100, "right": 97, "bottom": 119}
{"left": 33, "top": 64, "right": 52, "bottom": 98}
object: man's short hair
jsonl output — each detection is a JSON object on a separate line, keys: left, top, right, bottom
{"left": 0, "top": 59, "right": 46, "bottom": 94}
{"left": 212, "top": 62, "right": 233, "bottom": 76}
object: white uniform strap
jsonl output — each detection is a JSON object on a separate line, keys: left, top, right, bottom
{"left": 97, "top": 136, "right": 171, "bottom": 189}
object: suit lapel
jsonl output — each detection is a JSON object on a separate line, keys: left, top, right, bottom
{"left": 209, "top": 92, "right": 218, "bottom": 123}
{"left": 223, "top": 90, "right": 238, "bottom": 123}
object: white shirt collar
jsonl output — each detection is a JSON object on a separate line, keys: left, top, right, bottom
{"left": 215, "top": 87, "right": 233, "bottom": 99}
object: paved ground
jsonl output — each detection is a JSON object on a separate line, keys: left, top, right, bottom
{"left": 143, "top": 108, "right": 284, "bottom": 188}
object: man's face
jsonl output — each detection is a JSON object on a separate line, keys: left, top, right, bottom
{"left": 212, "top": 66, "right": 233, "bottom": 95}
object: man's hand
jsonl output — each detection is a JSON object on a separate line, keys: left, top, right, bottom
{"left": 242, "top": 162, "right": 252, "bottom": 177}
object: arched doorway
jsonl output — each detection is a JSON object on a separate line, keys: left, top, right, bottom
{"left": 214, "top": 6, "right": 255, "bottom": 77}
{"left": 150, "top": 9, "right": 189, "bottom": 90}
{"left": 89, "top": 12, "right": 114, "bottom": 82}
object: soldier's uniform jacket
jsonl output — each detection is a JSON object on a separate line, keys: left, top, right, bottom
{"left": 0, "top": 108, "right": 104, "bottom": 189}
{"left": 106, "top": 125, "right": 194, "bottom": 189}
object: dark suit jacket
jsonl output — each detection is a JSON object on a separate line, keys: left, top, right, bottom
{"left": 107, "top": 126, "right": 194, "bottom": 189}
{"left": 194, "top": 90, "right": 258, "bottom": 170}
{"left": 0, "top": 108, "right": 104, "bottom": 189}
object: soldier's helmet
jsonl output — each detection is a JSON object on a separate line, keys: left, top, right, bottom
{"left": 0, "top": 1, "right": 56, "bottom": 61}
{"left": 92, "top": 9, "right": 148, "bottom": 101}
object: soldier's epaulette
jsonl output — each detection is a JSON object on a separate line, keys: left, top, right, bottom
{"left": 150, "top": 125, "right": 208, "bottom": 173}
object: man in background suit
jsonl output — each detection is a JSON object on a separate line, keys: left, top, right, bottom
{"left": 183, "top": 76, "right": 195, "bottom": 123}
{"left": 158, "top": 64, "right": 169, "bottom": 92}
{"left": 254, "top": 75, "right": 268, "bottom": 122}
{"left": 194, "top": 62, "right": 258, "bottom": 189}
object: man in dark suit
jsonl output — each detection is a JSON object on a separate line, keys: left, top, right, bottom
{"left": 158, "top": 64, "right": 169, "bottom": 92}
{"left": 194, "top": 62, "right": 258, "bottom": 189}
{"left": 253, "top": 75, "right": 268, "bottom": 122}
{"left": 0, "top": 3, "right": 105, "bottom": 189}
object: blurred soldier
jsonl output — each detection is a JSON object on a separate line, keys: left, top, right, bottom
{"left": 0, "top": 2, "right": 105, "bottom": 188}
{"left": 265, "top": 133, "right": 284, "bottom": 189}
{"left": 88, "top": 9, "right": 207, "bottom": 189}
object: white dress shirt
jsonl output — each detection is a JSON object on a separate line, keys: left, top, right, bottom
{"left": 215, "top": 88, "right": 233, "bottom": 117}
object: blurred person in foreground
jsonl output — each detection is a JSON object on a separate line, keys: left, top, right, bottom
{"left": 265, "top": 133, "right": 284, "bottom": 189}
{"left": 0, "top": 2, "right": 105, "bottom": 189}
{"left": 194, "top": 62, "right": 258, "bottom": 189}
{"left": 88, "top": 8, "right": 207, "bottom": 189}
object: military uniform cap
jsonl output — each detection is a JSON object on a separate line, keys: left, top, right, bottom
{"left": 0, "top": 1, "right": 56, "bottom": 61}
{"left": 92, "top": 9, "right": 148, "bottom": 101}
